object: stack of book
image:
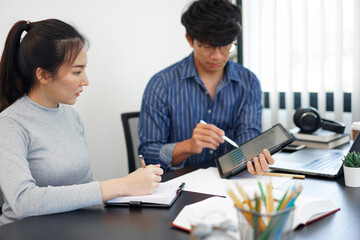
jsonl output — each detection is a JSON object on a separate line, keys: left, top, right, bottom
{"left": 290, "top": 128, "right": 351, "bottom": 149}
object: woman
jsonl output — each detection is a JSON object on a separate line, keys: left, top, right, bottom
{"left": 0, "top": 19, "right": 163, "bottom": 226}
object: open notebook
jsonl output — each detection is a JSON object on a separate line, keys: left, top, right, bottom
{"left": 105, "top": 181, "right": 184, "bottom": 207}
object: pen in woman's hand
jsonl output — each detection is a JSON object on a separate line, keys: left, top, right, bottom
{"left": 139, "top": 155, "right": 146, "bottom": 168}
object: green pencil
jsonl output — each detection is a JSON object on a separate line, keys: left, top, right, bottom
{"left": 254, "top": 194, "right": 259, "bottom": 239}
{"left": 258, "top": 181, "right": 266, "bottom": 206}
{"left": 276, "top": 189, "right": 288, "bottom": 211}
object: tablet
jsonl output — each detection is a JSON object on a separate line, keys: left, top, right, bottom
{"left": 215, "top": 123, "right": 294, "bottom": 178}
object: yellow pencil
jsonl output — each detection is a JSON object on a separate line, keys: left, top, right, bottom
{"left": 236, "top": 183, "right": 254, "bottom": 210}
{"left": 227, "top": 189, "right": 246, "bottom": 209}
{"left": 265, "top": 183, "right": 270, "bottom": 222}
{"left": 227, "top": 190, "right": 253, "bottom": 226}
{"left": 139, "top": 155, "right": 146, "bottom": 168}
{"left": 269, "top": 180, "right": 274, "bottom": 213}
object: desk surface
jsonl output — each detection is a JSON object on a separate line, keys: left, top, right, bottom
{"left": 0, "top": 162, "right": 360, "bottom": 240}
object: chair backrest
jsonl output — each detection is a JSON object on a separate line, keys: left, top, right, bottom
{"left": 121, "top": 111, "right": 141, "bottom": 173}
{"left": 0, "top": 189, "right": 3, "bottom": 214}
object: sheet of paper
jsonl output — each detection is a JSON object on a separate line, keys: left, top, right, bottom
{"left": 166, "top": 167, "right": 292, "bottom": 196}
{"left": 166, "top": 168, "right": 228, "bottom": 196}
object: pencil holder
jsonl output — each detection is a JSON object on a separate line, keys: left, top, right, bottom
{"left": 236, "top": 206, "right": 295, "bottom": 240}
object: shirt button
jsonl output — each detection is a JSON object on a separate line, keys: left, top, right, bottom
{"left": 208, "top": 109, "right": 211, "bottom": 113}
{"left": 210, "top": 150, "right": 214, "bottom": 154}
{"left": 205, "top": 91, "right": 209, "bottom": 95}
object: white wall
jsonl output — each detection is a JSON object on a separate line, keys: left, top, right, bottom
{"left": 0, "top": 0, "right": 193, "bottom": 180}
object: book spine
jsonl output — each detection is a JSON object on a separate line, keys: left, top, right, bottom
{"left": 305, "top": 208, "right": 341, "bottom": 225}
{"left": 292, "top": 135, "right": 350, "bottom": 149}
{"left": 294, "top": 134, "right": 346, "bottom": 143}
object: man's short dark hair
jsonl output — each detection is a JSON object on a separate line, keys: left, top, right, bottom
{"left": 181, "top": 0, "right": 242, "bottom": 47}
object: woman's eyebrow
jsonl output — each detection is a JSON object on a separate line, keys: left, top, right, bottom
{"left": 72, "top": 64, "right": 86, "bottom": 68}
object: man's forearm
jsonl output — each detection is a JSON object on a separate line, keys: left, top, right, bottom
{"left": 171, "top": 139, "right": 194, "bottom": 166}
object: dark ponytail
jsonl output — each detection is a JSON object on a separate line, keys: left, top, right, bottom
{"left": 0, "top": 19, "right": 87, "bottom": 112}
{"left": 0, "top": 21, "right": 28, "bottom": 111}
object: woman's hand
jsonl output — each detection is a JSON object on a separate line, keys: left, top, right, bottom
{"left": 100, "top": 164, "right": 164, "bottom": 201}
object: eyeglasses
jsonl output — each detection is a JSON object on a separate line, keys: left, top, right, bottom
{"left": 195, "top": 41, "right": 237, "bottom": 56}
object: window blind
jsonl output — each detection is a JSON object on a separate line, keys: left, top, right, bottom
{"left": 242, "top": 0, "right": 360, "bottom": 133}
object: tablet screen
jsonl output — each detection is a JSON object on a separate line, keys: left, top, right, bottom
{"left": 217, "top": 124, "right": 293, "bottom": 177}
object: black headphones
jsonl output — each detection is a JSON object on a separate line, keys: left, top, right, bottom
{"left": 293, "top": 107, "right": 345, "bottom": 134}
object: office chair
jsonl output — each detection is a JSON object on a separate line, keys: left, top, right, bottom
{"left": 121, "top": 111, "right": 141, "bottom": 173}
{"left": 0, "top": 189, "right": 3, "bottom": 214}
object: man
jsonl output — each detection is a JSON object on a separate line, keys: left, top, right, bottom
{"left": 138, "top": 0, "right": 274, "bottom": 173}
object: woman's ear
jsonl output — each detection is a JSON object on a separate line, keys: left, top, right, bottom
{"left": 35, "top": 67, "right": 52, "bottom": 85}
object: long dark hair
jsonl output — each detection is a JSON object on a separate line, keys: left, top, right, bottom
{"left": 0, "top": 19, "right": 87, "bottom": 111}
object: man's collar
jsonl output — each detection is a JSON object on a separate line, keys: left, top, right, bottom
{"left": 224, "top": 60, "right": 240, "bottom": 83}
{"left": 180, "top": 52, "right": 198, "bottom": 80}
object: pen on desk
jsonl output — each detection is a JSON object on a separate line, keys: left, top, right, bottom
{"left": 259, "top": 172, "right": 306, "bottom": 179}
{"left": 139, "top": 155, "right": 146, "bottom": 168}
{"left": 200, "top": 120, "right": 239, "bottom": 148}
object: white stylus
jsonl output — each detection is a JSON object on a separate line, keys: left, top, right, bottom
{"left": 200, "top": 120, "right": 239, "bottom": 148}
